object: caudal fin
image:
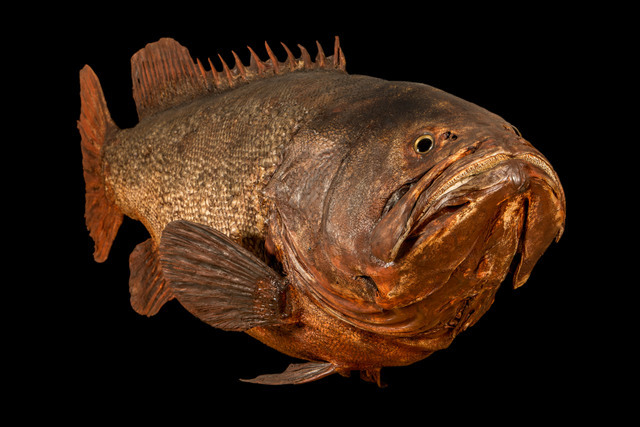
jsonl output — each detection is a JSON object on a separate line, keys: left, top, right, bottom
{"left": 78, "top": 65, "right": 123, "bottom": 262}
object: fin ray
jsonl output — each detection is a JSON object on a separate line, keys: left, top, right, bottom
{"left": 131, "top": 38, "right": 209, "bottom": 120}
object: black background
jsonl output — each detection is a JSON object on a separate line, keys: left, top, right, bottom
{"left": 12, "top": 3, "right": 628, "bottom": 423}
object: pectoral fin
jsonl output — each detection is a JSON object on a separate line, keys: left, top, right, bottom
{"left": 159, "top": 220, "right": 290, "bottom": 332}
{"left": 241, "top": 362, "right": 337, "bottom": 385}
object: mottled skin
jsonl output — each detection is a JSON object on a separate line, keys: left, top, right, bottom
{"left": 80, "top": 38, "right": 565, "bottom": 384}
{"left": 105, "top": 71, "right": 466, "bottom": 369}
{"left": 103, "top": 71, "right": 320, "bottom": 256}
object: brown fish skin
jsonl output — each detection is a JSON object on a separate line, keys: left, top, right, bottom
{"left": 79, "top": 38, "right": 565, "bottom": 385}
{"left": 251, "top": 79, "right": 565, "bottom": 380}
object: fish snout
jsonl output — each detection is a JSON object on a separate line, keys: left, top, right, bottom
{"left": 505, "top": 159, "right": 528, "bottom": 193}
{"left": 481, "top": 156, "right": 548, "bottom": 196}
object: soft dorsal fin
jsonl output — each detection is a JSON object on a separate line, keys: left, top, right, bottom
{"left": 130, "top": 37, "right": 346, "bottom": 120}
{"left": 131, "top": 38, "right": 209, "bottom": 120}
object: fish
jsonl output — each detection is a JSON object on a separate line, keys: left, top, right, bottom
{"left": 78, "top": 37, "right": 566, "bottom": 386}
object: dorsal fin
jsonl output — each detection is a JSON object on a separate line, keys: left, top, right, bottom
{"left": 131, "top": 38, "right": 209, "bottom": 120}
{"left": 131, "top": 37, "right": 347, "bottom": 120}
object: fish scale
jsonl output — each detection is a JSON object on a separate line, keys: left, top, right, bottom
{"left": 103, "top": 76, "right": 311, "bottom": 253}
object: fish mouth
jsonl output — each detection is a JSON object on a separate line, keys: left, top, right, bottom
{"left": 409, "top": 151, "right": 563, "bottom": 239}
{"left": 371, "top": 146, "right": 565, "bottom": 265}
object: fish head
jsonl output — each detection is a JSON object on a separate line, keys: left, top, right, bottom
{"left": 266, "top": 78, "right": 565, "bottom": 336}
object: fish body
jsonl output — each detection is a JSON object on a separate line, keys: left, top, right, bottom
{"left": 79, "top": 38, "right": 565, "bottom": 385}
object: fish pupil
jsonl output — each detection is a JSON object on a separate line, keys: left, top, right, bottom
{"left": 415, "top": 135, "right": 434, "bottom": 153}
{"left": 416, "top": 139, "right": 432, "bottom": 152}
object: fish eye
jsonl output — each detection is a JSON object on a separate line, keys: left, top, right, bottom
{"left": 414, "top": 134, "right": 435, "bottom": 154}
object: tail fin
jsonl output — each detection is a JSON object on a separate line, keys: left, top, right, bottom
{"left": 78, "top": 65, "right": 123, "bottom": 262}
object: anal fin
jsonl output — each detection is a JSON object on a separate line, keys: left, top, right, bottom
{"left": 159, "top": 220, "right": 290, "bottom": 332}
{"left": 129, "top": 238, "right": 173, "bottom": 316}
{"left": 241, "top": 362, "right": 337, "bottom": 385}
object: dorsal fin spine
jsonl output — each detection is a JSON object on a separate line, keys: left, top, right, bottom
{"left": 218, "top": 53, "right": 234, "bottom": 87}
{"left": 131, "top": 37, "right": 346, "bottom": 120}
{"left": 334, "top": 36, "right": 346, "bottom": 71}
{"left": 265, "top": 42, "right": 280, "bottom": 74}
{"left": 298, "top": 44, "right": 312, "bottom": 69}
{"left": 208, "top": 57, "right": 221, "bottom": 87}
{"left": 248, "top": 46, "right": 267, "bottom": 76}
{"left": 281, "top": 42, "right": 296, "bottom": 71}
{"left": 232, "top": 51, "right": 247, "bottom": 80}
{"left": 316, "top": 41, "right": 326, "bottom": 68}
{"left": 196, "top": 58, "right": 211, "bottom": 91}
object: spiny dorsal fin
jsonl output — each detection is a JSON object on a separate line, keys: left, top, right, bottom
{"left": 131, "top": 37, "right": 346, "bottom": 120}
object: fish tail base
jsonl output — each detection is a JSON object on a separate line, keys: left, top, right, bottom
{"left": 78, "top": 65, "right": 123, "bottom": 262}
